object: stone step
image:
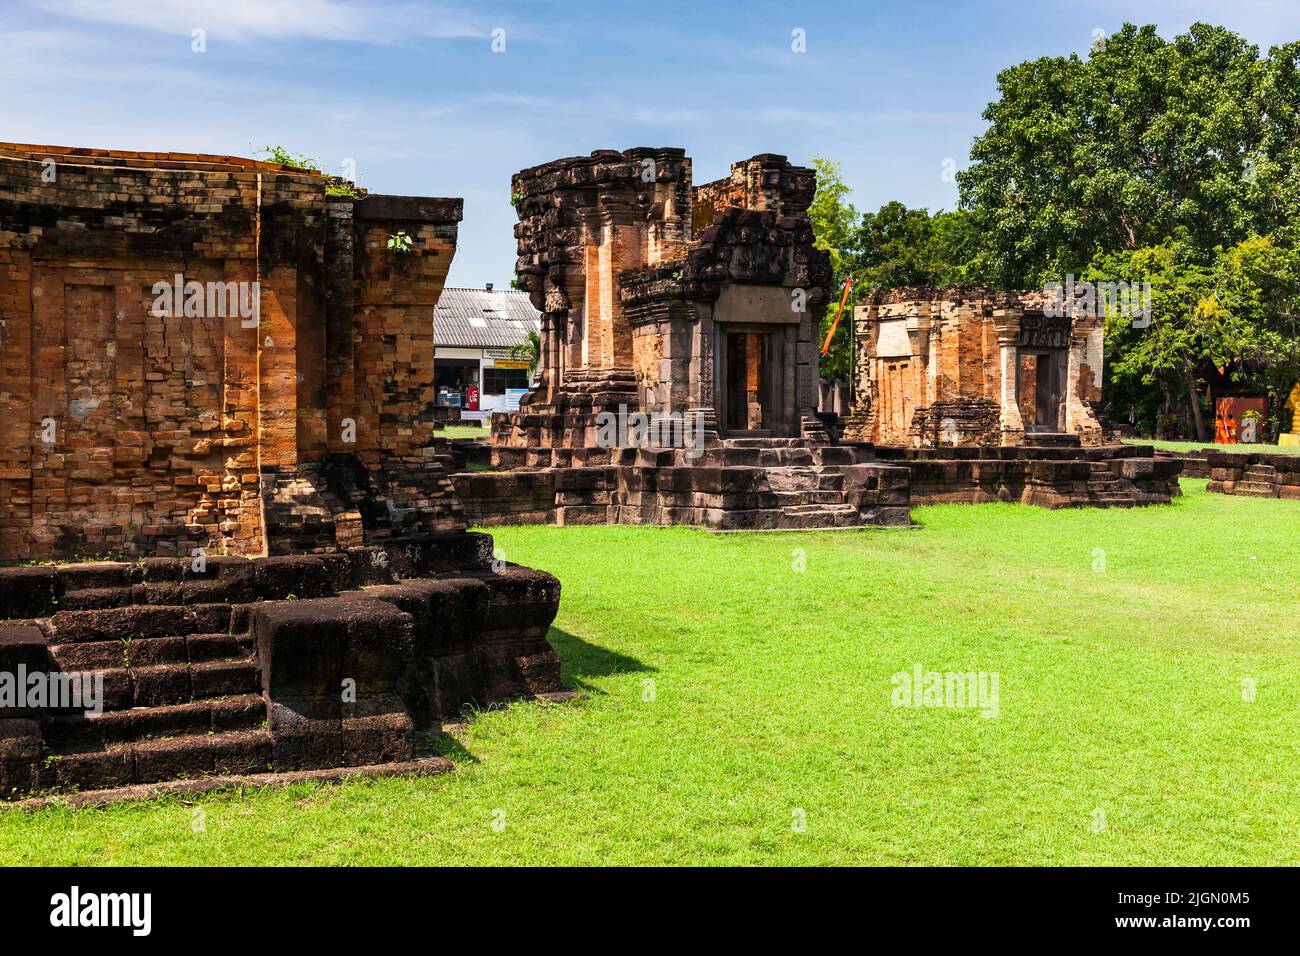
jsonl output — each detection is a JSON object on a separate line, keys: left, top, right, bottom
{"left": 1027, "top": 432, "right": 1083, "bottom": 448}
{"left": 773, "top": 489, "right": 847, "bottom": 505}
{"left": 43, "top": 728, "right": 273, "bottom": 791}
{"left": 779, "top": 503, "right": 858, "bottom": 516}
{"left": 56, "top": 659, "right": 262, "bottom": 710}
{"left": 1086, "top": 482, "right": 1126, "bottom": 493}
{"left": 723, "top": 437, "right": 811, "bottom": 448}
{"left": 1233, "top": 481, "right": 1278, "bottom": 496}
{"left": 43, "top": 694, "right": 266, "bottom": 750}
{"left": 49, "top": 632, "right": 255, "bottom": 672}
{"left": 775, "top": 508, "right": 865, "bottom": 529}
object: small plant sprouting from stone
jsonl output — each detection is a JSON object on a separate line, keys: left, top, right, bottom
{"left": 511, "top": 189, "right": 524, "bottom": 208}
{"left": 285, "top": 593, "right": 298, "bottom": 601}
{"left": 387, "top": 231, "right": 414, "bottom": 254}
{"left": 257, "top": 146, "right": 321, "bottom": 172}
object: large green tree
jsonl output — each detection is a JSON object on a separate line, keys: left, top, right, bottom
{"left": 807, "top": 157, "right": 859, "bottom": 382}
{"left": 959, "top": 23, "right": 1300, "bottom": 289}
{"left": 1097, "top": 236, "right": 1300, "bottom": 440}
{"left": 853, "top": 202, "right": 983, "bottom": 289}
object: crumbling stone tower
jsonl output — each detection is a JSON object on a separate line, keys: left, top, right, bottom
{"left": 0, "top": 143, "right": 465, "bottom": 559}
{"left": 494, "top": 148, "right": 833, "bottom": 447}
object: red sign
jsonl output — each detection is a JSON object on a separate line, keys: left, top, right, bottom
{"left": 467, "top": 385, "right": 479, "bottom": 411}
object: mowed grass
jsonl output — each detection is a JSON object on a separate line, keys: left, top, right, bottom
{"left": 437, "top": 423, "right": 490, "bottom": 440}
{"left": 1124, "top": 437, "right": 1300, "bottom": 455}
{"left": 3, "top": 481, "right": 1298, "bottom": 866}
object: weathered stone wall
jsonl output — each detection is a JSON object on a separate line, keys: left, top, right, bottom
{"left": 863, "top": 443, "right": 1181, "bottom": 508}
{"left": 496, "top": 148, "right": 831, "bottom": 448}
{"left": 1206, "top": 451, "right": 1300, "bottom": 498}
{"left": 452, "top": 443, "right": 912, "bottom": 530}
{"left": 0, "top": 144, "right": 463, "bottom": 560}
{"left": 846, "top": 286, "right": 1105, "bottom": 447}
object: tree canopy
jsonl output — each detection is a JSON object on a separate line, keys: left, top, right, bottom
{"left": 807, "top": 22, "right": 1300, "bottom": 439}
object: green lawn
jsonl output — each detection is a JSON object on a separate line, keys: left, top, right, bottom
{"left": 4, "top": 480, "right": 1298, "bottom": 865}
{"left": 437, "top": 423, "right": 490, "bottom": 440}
{"left": 1124, "top": 437, "right": 1300, "bottom": 455}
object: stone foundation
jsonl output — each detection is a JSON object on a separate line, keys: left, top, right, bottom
{"left": 453, "top": 441, "right": 912, "bottom": 530}
{"left": 1206, "top": 451, "right": 1300, "bottom": 498}
{"left": 0, "top": 537, "right": 565, "bottom": 799}
{"left": 863, "top": 442, "right": 1181, "bottom": 508}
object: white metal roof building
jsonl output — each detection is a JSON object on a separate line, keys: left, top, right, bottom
{"left": 434, "top": 285, "right": 541, "bottom": 349}
{"left": 433, "top": 284, "right": 540, "bottom": 420}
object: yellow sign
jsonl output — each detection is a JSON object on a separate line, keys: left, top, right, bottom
{"left": 492, "top": 359, "right": 530, "bottom": 369}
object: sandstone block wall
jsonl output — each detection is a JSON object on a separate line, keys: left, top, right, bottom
{"left": 0, "top": 144, "right": 463, "bottom": 560}
{"left": 496, "top": 149, "right": 831, "bottom": 448}
{"left": 846, "top": 286, "right": 1105, "bottom": 448}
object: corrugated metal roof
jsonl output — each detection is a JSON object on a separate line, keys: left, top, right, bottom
{"left": 434, "top": 286, "right": 541, "bottom": 349}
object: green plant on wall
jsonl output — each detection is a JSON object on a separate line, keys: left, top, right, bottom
{"left": 257, "top": 146, "right": 321, "bottom": 172}
{"left": 387, "top": 230, "right": 413, "bottom": 254}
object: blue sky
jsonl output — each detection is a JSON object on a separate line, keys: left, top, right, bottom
{"left": 4, "top": 0, "right": 1298, "bottom": 286}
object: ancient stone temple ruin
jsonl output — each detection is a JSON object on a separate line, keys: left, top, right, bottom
{"left": 496, "top": 149, "right": 829, "bottom": 447}
{"left": 0, "top": 144, "right": 566, "bottom": 801}
{"left": 452, "top": 148, "right": 912, "bottom": 530}
{"left": 845, "top": 286, "right": 1105, "bottom": 448}
{"left": 840, "top": 286, "right": 1180, "bottom": 508}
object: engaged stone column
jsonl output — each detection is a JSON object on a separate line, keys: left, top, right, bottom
{"left": 1064, "top": 319, "right": 1105, "bottom": 445}
{"left": 995, "top": 327, "right": 1025, "bottom": 445}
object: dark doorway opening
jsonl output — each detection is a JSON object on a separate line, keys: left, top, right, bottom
{"left": 723, "top": 329, "right": 774, "bottom": 433}
{"left": 1017, "top": 349, "right": 1066, "bottom": 432}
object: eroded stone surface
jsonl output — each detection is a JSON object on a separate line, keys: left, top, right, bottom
{"left": 845, "top": 286, "right": 1106, "bottom": 448}
{"left": 0, "top": 143, "right": 464, "bottom": 560}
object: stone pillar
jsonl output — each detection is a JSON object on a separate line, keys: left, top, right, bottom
{"left": 691, "top": 304, "right": 719, "bottom": 443}
{"left": 925, "top": 300, "right": 942, "bottom": 406}
{"left": 994, "top": 309, "right": 1025, "bottom": 445}
{"left": 1064, "top": 316, "right": 1105, "bottom": 445}
{"left": 908, "top": 311, "right": 931, "bottom": 419}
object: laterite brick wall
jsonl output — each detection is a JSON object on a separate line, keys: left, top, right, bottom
{"left": 0, "top": 144, "right": 462, "bottom": 560}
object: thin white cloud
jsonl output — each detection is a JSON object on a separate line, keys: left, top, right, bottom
{"left": 1069, "top": 0, "right": 1300, "bottom": 46}
{"left": 31, "top": 0, "right": 486, "bottom": 43}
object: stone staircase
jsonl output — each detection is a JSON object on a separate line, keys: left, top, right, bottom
{"left": 0, "top": 539, "right": 567, "bottom": 800}
{"left": 37, "top": 604, "right": 269, "bottom": 792}
{"left": 1207, "top": 451, "right": 1300, "bottom": 499}
{"left": 1235, "top": 463, "right": 1280, "bottom": 497}
{"left": 454, "top": 437, "right": 913, "bottom": 530}
{"left": 630, "top": 439, "right": 910, "bottom": 530}
{"left": 766, "top": 466, "right": 863, "bottom": 528}
{"left": 1085, "top": 461, "right": 1137, "bottom": 507}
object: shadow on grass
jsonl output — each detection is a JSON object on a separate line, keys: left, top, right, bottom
{"left": 425, "top": 628, "right": 649, "bottom": 765}
{"left": 548, "top": 626, "right": 654, "bottom": 694}
{"left": 425, "top": 730, "right": 479, "bottom": 765}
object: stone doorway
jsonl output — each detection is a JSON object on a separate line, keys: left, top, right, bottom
{"left": 1017, "top": 348, "right": 1067, "bottom": 432}
{"left": 720, "top": 327, "right": 778, "bottom": 434}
